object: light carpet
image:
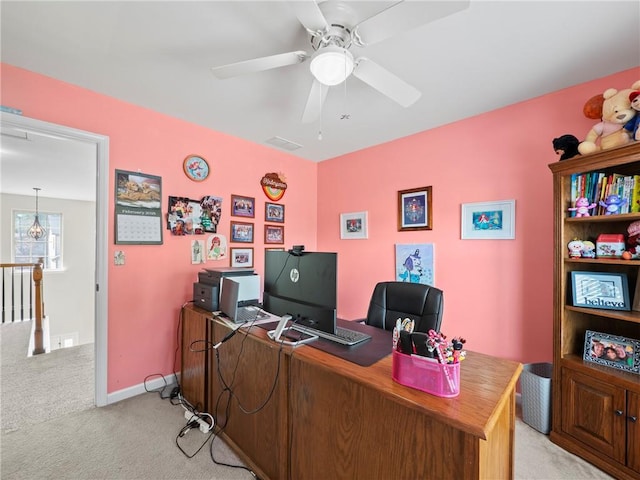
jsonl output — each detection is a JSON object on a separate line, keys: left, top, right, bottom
{"left": 1, "top": 320, "right": 612, "bottom": 479}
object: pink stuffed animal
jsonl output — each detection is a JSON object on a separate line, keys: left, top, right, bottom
{"left": 568, "top": 197, "right": 597, "bottom": 217}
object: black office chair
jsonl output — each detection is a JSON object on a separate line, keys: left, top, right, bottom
{"left": 364, "top": 281, "right": 443, "bottom": 333}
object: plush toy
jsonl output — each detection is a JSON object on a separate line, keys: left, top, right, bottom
{"left": 567, "top": 239, "right": 584, "bottom": 258}
{"left": 552, "top": 134, "right": 581, "bottom": 160}
{"left": 599, "top": 194, "right": 628, "bottom": 215}
{"left": 623, "top": 90, "right": 640, "bottom": 141}
{"left": 581, "top": 240, "right": 596, "bottom": 258}
{"left": 578, "top": 80, "right": 640, "bottom": 155}
{"left": 568, "top": 197, "right": 597, "bottom": 217}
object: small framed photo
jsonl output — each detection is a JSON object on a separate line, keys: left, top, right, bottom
{"left": 583, "top": 330, "right": 640, "bottom": 374}
{"left": 571, "top": 271, "right": 630, "bottom": 311}
{"left": 230, "top": 247, "right": 254, "bottom": 268}
{"left": 265, "top": 202, "right": 285, "bottom": 223}
{"left": 461, "top": 199, "right": 515, "bottom": 240}
{"left": 265, "top": 225, "right": 284, "bottom": 244}
{"left": 230, "top": 221, "right": 254, "bottom": 243}
{"left": 231, "top": 195, "right": 255, "bottom": 218}
{"left": 398, "top": 187, "right": 432, "bottom": 231}
{"left": 340, "top": 211, "right": 368, "bottom": 239}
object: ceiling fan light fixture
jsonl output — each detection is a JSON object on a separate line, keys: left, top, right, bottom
{"left": 310, "top": 45, "right": 354, "bottom": 86}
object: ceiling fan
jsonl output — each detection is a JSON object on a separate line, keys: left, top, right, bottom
{"left": 211, "top": 0, "right": 470, "bottom": 124}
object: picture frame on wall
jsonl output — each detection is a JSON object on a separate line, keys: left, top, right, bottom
{"left": 340, "top": 211, "right": 368, "bottom": 239}
{"left": 265, "top": 202, "right": 285, "bottom": 223}
{"left": 231, "top": 194, "right": 255, "bottom": 218}
{"left": 230, "top": 221, "right": 254, "bottom": 243}
{"left": 398, "top": 186, "right": 432, "bottom": 231}
{"left": 583, "top": 330, "right": 640, "bottom": 374}
{"left": 571, "top": 271, "right": 630, "bottom": 311}
{"left": 230, "top": 247, "right": 254, "bottom": 268}
{"left": 460, "top": 199, "right": 515, "bottom": 240}
{"left": 265, "top": 225, "right": 284, "bottom": 244}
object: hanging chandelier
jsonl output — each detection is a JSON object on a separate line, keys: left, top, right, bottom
{"left": 27, "top": 187, "right": 46, "bottom": 240}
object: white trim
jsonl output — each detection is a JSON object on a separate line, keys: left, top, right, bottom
{"left": 1, "top": 112, "right": 109, "bottom": 406}
{"left": 107, "top": 372, "right": 180, "bottom": 404}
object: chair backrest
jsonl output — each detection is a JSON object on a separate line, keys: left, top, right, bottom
{"left": 365, "top": 281, "right": 443, "bottom": 333}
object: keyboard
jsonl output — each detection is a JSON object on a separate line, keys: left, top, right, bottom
{"left": 292, "top": 324, "right": 371, "bottom": 346}
{"left": 235, "top": 306, "right": 270, "bottom": 323}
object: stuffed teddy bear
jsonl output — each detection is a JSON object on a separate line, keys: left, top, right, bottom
{"left": 623, "top": 90, "right": 640, "bottom": 141}
{"left": 578, "top": 80, "right": 640, "bottom": 155}
{"left": 552, "top": 134, "right": 581, "bottom": 160}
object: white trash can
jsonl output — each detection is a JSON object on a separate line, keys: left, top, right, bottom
{"left": 521, "top": 362, "right": 553, "bottom": 434}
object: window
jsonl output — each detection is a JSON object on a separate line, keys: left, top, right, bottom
{"left": 13, "top": 211, "right": 63, "bottom": 270}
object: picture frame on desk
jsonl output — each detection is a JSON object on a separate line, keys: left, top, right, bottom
{"left": 398, "top": 186, "right": 432, "bottom": 231}
{"left": 583, "top": 330, "right": 640, "bottom": 374}
{"left": 230, "top": 247, "right": 253, "bottom": 268}
{"left": 461, "top": 199, "right": 515, "bottom": 239}
{"left": 570, "top": 271, "right": 630, "bottom": 311}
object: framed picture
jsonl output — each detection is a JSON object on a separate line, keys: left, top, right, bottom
{"left": 230, "top": 221, "right": 254, "bottom": 243}
{"left": 231, "top": 194, "right": 255, "bottom": 218}
{"left": 395, "top": 243, "right": 434, "bottom": 285}
{"left": 183, "top": 155, "right": 209, "bottom": 182}
{"left": 571, "top": 271, "right": 630, "bottom": 311}
{"left": 265, "top": 202, "right": 285, "bottom": 223}
{"left": 583, "top": 330, "right": 640, "bottom": 374}
{"left": 230, "top": 247, "right": 254, "bottom": 268}
{"left": 461, "top": 199, "right": 515, "bottom": 240}
{"left": 265, "top": 225, "right": 285, "bottom": 244}
{"left": 265, "top": 247, "right": 285, "bottom": 252}
{"left": 340, "top": 211, "right": 368, "bottom": 239}
{"left": 398, "top": 187, "right": 432, "bottom": 231}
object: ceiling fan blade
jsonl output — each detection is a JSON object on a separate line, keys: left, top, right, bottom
{"left": 211, "top": 51, "right": 308, "bottom": 79}
{"left": 302, "top": 79, "right": 329, "bottom": 124}
{"left": 353, "top": 58, "right": 421, "bottom": 107}
{"left": 353, "top": 0, "right": 470, "bottom": 46}
{"left": 289, "top": 0, "right": 329, "bottom": 34}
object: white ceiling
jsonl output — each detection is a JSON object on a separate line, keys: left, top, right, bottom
{"left": 0, "top": 1, "right": 639, "bottom": 199}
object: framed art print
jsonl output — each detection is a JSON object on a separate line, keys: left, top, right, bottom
{"left": 183, "top": 155, "right": 209, "bottom": 182}
{"left": 265, "top": 202, "right": 285, "bottom": 223}
{"left": 230, "top": 247, "right": 254, "bottom": 268}
{"left": 230, "top": 221, "right": 254, "bottom": 243}
{"left": 398, "top": 186, "right": 432, "bottom": 231}
{"left": 583, "top": 330, "right": 639, "bottom": 374}
{"left": 461, "top": 199, "right": 515, "bottom": 240}
{"left": 571, "top": 271, "right": 630, "bottom": 311}
{"left": 265, "top": 225, "right": 284, "bottom": 244}
{"left": 231, "top": 194, "right": 255, "bottom": 218}
{"left": 340, "top": 211, "right": 368, "bottom": 239}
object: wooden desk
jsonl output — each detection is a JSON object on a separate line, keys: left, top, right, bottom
{"left": 182, "top": 305, "right": 522, "bottom": 479}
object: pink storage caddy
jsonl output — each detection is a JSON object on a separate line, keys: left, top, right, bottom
{"left": 392, "top": 350, "right": 460, "bottom": 398}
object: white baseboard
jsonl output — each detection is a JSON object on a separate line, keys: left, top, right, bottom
{"left": 106, "top": 372, "right": 180, "bottom": 405}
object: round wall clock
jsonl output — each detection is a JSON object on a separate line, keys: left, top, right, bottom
{"left": 183, "top": 155, "right": 210, "bottom": 182}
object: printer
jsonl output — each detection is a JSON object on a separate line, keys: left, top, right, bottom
{"left": 193, "top": 266, "right": 260, "bottom": 312}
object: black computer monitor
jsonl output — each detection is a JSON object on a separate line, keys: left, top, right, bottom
{"left": 263, "top": 250, "right": 337, "bottom": 333}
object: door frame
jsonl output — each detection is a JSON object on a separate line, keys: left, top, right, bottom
{"left": 1, "top": 112, "right": 109, "bottom": 406}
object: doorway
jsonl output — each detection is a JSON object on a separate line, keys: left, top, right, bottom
{"left": 0, "top": 112, "right": 108, "bottom": 406}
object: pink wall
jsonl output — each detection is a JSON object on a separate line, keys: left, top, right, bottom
{"left": 318, "top": 67, "right": 640, "bottom": 364}
{"left": 3, "top": 62, "right": 639, "bottom": 392}
{"left": 1, "top": 63, "right": 319, "bottom": 393}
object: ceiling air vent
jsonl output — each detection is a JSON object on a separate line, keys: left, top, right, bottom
{"left": 266, "top": 136, "right": 302, "bottom": 152}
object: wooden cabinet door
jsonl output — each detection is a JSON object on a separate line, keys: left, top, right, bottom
{"left": 561, "top": 368, "right": 626, "bottom": 464}
{"left": 181, "top": 306, "right": 209, "bottom": 410}
{"left": 628, "top": 391, "right": 640, "bottom": 474}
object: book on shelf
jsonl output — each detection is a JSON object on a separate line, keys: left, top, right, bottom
{"left": 569, "top": 171, "right": 638, "bottom": 217}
